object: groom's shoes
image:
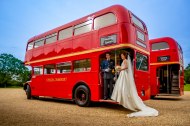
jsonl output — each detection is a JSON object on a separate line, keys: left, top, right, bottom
{"left": 103, "top": 97, "right": 108, "bottom": 100}
{"left": 107, "top": 97, "right": 112, "bottom": 100}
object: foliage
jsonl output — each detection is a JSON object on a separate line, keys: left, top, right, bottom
{"left": 184, "top": 84, "right": 190, "bottom": 91}
{"left": 184, "top": 63, "right": 190, "bottom": 84}
{"left": 0, "top": 53, "right": 31, "bottom": 87}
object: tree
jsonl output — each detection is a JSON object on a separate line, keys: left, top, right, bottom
{"left": 184, "top": 63, "right": 190, "bottom": 84}
{"left": 0, "top": 53, "right": 31, "bottom": 87}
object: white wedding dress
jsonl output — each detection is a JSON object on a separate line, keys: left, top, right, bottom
{"left": 111, "top": 55, "right": 158, "bottom": 117}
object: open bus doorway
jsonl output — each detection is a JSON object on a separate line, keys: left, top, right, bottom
{"left": 99, "top": 48, "right": 134, "bottom": 100}
{"left": 157, "top": 64, "right": 180, "bottom": 95}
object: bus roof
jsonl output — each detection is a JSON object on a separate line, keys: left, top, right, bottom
{"left": 150, "top": 37, "right": 179, "bottom": 50}
{"left": 27, "top": 5, "right": 134, "bottom": 43}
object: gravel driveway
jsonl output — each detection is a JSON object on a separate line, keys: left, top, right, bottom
{"left": 0, "top": 88, "right": 190, "bottom": 126}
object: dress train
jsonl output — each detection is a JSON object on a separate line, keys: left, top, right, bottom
{"left": 111, "top": 55, "right": 158, "bottom": 117}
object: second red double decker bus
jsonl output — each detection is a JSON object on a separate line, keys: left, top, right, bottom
{"left": 150, "top": 37, "right": 184, "bottom": 98}
{"left": 24, "top": 5, "right": 150, "bottom": 106}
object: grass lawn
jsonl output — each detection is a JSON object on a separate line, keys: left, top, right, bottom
{"left": 184, "top": 84, "right": 190, "bottom": 91}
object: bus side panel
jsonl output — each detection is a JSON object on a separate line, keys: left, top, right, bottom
{"left": 57, "top": 39, "right": 73, "bottom": 56}
{"left": 30, "top": 75, "right": 44, "bottom": 96}
{"left": 25, "top": 50, "right": 33, "bottom": 63}
{"left": 43, "top": 43, "right": 57, "bottom": 59}
{"left": 97, "top": 24, "right": 119, "bottom": 46}
{"left": 42, "top": 73, "right": 72, "bottom": 98}
{"left": 73, "top": 33, "right": 92, "bottom": 53}
{"left": 32, "top": 47, "right": 44, "bottom": 61}
{"left": 120, "top": 23, "right": 136, "bottom": 45}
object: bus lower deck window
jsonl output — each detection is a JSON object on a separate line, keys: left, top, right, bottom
{"left": 57, "top": 62, "right": 72, "bottom": 73}
{"left": 74, "top": 59, "right": 91, "bottom": 72}
{"left": 44, "top": 64, "right": 56, "bottom": 74}
{"left": 34, "top": 67, "right": 43, "bottom": 75}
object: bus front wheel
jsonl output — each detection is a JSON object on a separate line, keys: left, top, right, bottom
{"left": 26, "top": 85, "right": 32, "bottom": 99}
{"left": 74, "top": 85, "right": 90, "bottom": 107}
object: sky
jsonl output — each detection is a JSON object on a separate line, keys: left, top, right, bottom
{"left": 0, "top": 0, "right": 190, "bottom": 67}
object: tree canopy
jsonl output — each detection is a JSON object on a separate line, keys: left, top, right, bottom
{"left": 0, "top": 53, "right": 30, "bottom": 87}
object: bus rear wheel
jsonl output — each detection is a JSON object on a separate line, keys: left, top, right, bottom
{"left": 74, "top": 85, "right": 90, "bottom": 107}
{"left": 26, "top": 85, "right": 32, "bottom": 99}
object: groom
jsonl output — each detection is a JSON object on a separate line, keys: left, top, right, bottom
{"left": 101, "top": 52, "right": 115, "bottom": 100}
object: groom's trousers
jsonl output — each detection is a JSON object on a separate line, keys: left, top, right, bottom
{"left": 104, "top": 78, "right": 113, "bottom": 99}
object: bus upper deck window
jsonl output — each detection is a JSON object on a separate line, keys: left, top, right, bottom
{"left": 132, "top": 14, "right": 144, "bottom": 30}
{"left": 58, "top": 27, "right": 73, "bottom": 40}
{"left": 137, "top": 31, "right": 145, "bottom": 41}
{"left": 74, "top": 20, "right": 92, "bottom": 36}
{"left": 151, "top": 42, "right": 169, "bottom": 51}
{"left": 34, "top": 38, "right": 44, "bottom": 48}
{"left": 94, "top": 13, "right": 116, "bottom": 30}
{"left": 46, "top": 33, "right": 57, "bottom": 44}
{"left": 27, "top": 42, "right": 34, "bottom": 50}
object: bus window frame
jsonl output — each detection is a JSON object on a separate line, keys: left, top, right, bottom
{"left": 27, "top": 41, "right": 34, "bottom": 51}
{"left": 130, "top": 13, "right": 146, "bottom": 31}
{"left": 136, "top": 52, "right": 148, "bottom": 72}
{"left": 136, "top": 30, "right": 145, "bottom": 42}
{"left": 33, "top": 66, "right": 43, "bottom": 76}
{"left": 93, "top": 12, "right": 117, "bottom": 30}
{"left": 44, "top": 64, "right": 56, "bottom": 75}
{"left": 34, "top": 38, "right": 45, "bottom": 48}
{"left": 58, "top": 27, "right": 73, "bottom": 41}
{"left": 45, "top": 33, "right": 58, "bottom": 45}
{"left": 151, "top": 42, "right": 170, "bottom": 51}
{"left": 74, "top": 20, "right": 93, "bottom": 36}
{"left": 56, "top": 61, "right": 72, "bottom": 74}
{"left": 73, "top": 59, "right": 91, "bottom": 73}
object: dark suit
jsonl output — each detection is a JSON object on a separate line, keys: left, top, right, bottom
{"left": 101, "top": 59, "right": 115, "bottom": 99}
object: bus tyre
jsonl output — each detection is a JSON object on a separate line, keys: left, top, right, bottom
{"left": 26, "top": 85, "right": 32, "bottom": 99}
{"left": 32, "top": 96, "right": 39, "bottom": 99}
{"left": 151, "top": 95, "right": 155, "bottom": 99}
{"left": 74, "top": 85, "right": 90, "bottom": 107}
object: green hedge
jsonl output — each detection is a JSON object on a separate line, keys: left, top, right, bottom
{"left": 184, "top": 84, "right": 190, "bottom": 91}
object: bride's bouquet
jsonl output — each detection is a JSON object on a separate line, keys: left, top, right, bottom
{"left": 115, "top": 65, "right": 121, "bottom": 72}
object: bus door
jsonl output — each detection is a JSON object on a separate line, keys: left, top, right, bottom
{"left": 170, "top": 64, "right": 180, "bottom": 95}
{"left": 99, "top": 50, "right": 118, "bottom": 99}
{"left": 158, "top": 64, "right": 180, "bottom": 95}
{"left": 99, "top": 48, "right": 135, "bottom": 99}
{"left": 157, "top": 66, "right": 168, "bottom": 94}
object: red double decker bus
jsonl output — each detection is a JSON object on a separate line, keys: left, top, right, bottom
{"left": 150, "top": 37, "right": 184, "bottom": 98}
{"left": 24, "top": 5, "right": 150, "bottom": 106}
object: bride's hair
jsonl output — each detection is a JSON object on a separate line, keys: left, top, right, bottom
{"left": 120, "top": 51, "right": 129, "bottom": 59}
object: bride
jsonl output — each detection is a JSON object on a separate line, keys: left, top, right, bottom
{"left": 111, "top": 51, "right": 159, "bottom": 117}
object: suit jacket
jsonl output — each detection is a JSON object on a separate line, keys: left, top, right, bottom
{"left": 101, "top": 59, "right": 115, "bottom": 79}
